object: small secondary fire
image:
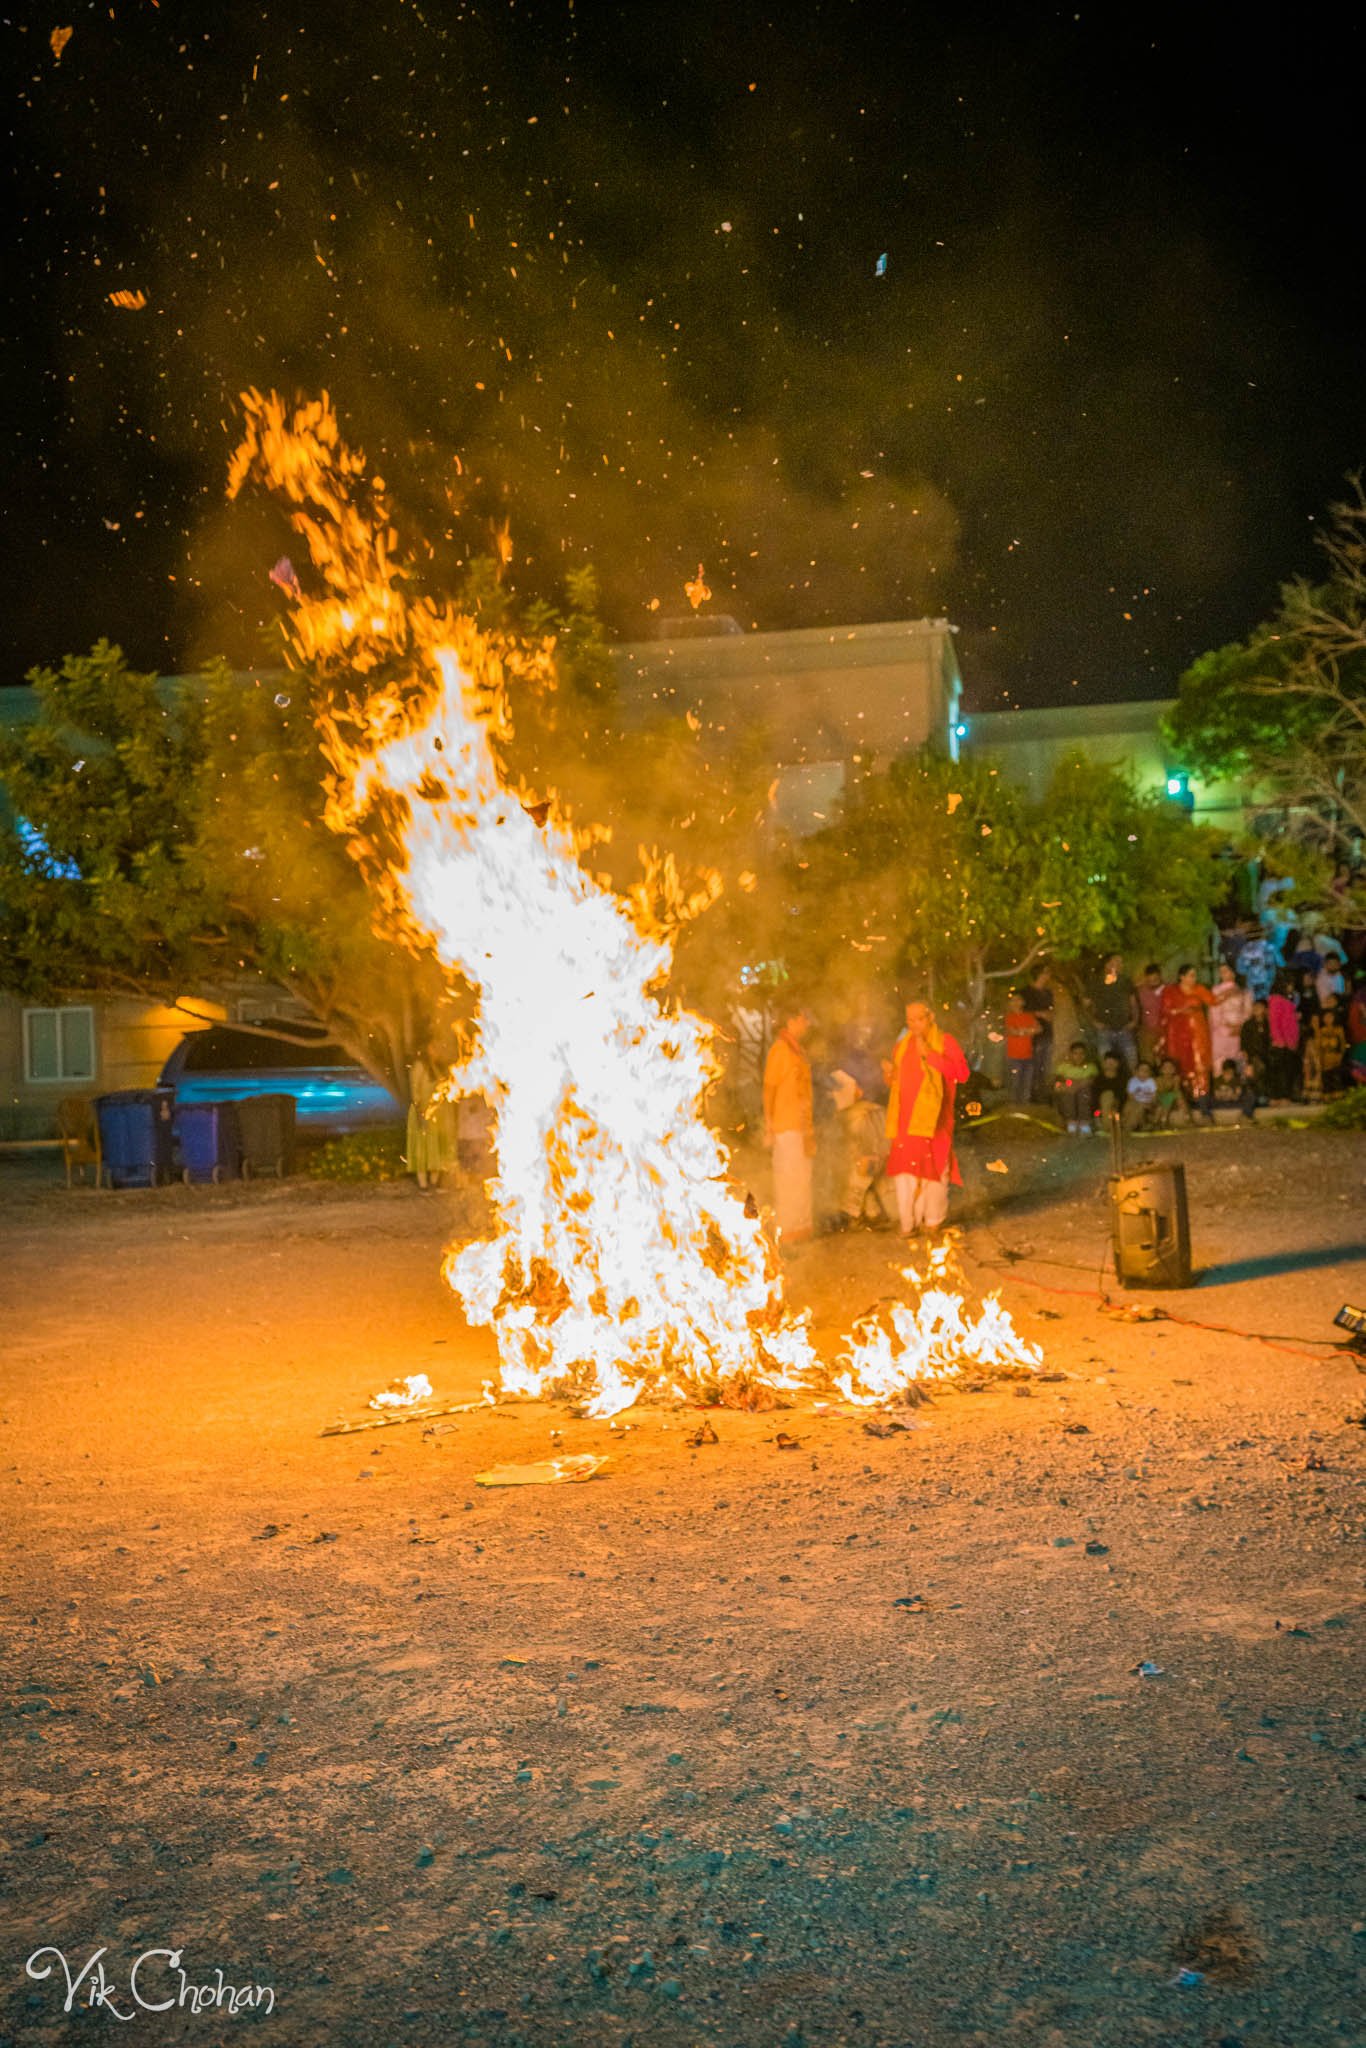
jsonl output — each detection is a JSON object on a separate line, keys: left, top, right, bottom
{"left": 229, "top": 393, "right": 1039, "bottom": 1415}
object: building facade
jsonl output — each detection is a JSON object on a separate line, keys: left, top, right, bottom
{"left": 961, "top": 697, "right": 1253, "bottom": 831}
{"left": 0, "top": 993, "right": 222, "bottom": 1141}
{"left": 612, "top": 617, "right": 964, "bottom": 834}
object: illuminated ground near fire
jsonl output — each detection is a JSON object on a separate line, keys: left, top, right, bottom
{"left": 3, "top": 1125, "right": 1363, "bottom": 2047}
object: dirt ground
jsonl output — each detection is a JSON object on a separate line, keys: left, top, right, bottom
{"left": 2, "top": 1122, "right": 1364, "bottom": 2048}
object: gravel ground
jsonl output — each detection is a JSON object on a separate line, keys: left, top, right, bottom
{"left": 2, "top": 1124, "right": 1364, "bottom": 2048}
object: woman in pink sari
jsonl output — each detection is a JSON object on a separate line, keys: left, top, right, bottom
{"left": 1158, "top": 964, "right": 1215, "bottom": 1097}
{"left": 1209, "top": 961, "right": 1252, "bottom": 1071}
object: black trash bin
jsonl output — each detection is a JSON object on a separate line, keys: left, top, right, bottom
{"left": 95, "top": 1088, "right": 175, "bottom": 1189}
{"left": 236, "top": 1093, "right": 297, "bottom": 1179}
{"left": 1109, "top": 1162, "right": 1191, "bottom": 1288}
{"left": 174, "top": 1100, "right": 243, "bottom": 1184}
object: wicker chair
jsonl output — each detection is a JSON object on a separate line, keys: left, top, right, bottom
{"left": 56, "top": 1096, "right": 102, "bottom": 1188}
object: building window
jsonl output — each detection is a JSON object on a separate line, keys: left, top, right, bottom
{"left": 23, "top": 1006, "right": 96, "bottom": 1085}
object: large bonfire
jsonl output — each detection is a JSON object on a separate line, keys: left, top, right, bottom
{"left": 229, "top": 392, "right": 1039, "bottom": 1415}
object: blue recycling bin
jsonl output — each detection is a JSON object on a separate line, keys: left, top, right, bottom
{"left": 95, "top": 1088, "right": 175, "bottom": 1189}
{"left": 174, "top": 1101, "right": 243, "bottom": 1184}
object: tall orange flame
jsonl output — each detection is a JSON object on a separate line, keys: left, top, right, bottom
{"left": 230, "top": 392, "right": 815, "bottom": 1414}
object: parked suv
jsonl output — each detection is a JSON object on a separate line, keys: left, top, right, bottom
{"left": 158, "top": 1023, "right": 400, "bottom": 1135}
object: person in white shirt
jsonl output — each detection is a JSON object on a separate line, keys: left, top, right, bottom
{"left": 1123, "top": 1062, "right": 1159, "bottom": 1131}
{"left": 1316, "top": 949, "right": 1347, "bottom": 1007}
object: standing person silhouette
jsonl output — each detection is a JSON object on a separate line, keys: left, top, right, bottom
{"left": 762, "top": 1001, "right": 815, "bottom": 1249}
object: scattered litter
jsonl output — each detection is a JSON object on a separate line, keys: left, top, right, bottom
{"left": 812, "top": 1401, "right": 929, "bottom": 1425}
{"left": 475, "top": 1454, "right": 608, "bottom": 1487}
{"left": 310, "top": 1531, "right": 339, "bottom": 1544}
{"left": 1085, "top": 1540, "right": 1109, "bottom": 1556}
{"left": 369, "top": 1373, "right": 433, "bottom": 1411}
{"left": 1169, "top": 1968, "right": 1204, "bottom": 1989}
{"left": 1131, "top": 1660, "right": 1165, "bottom": 1678}
{"left": 322, "top": 1398, "right": 489, "bottom": 1437}
{"left": 1303, "top": 1452, "right": 1327, "bottom": 1470}
{"left": 861, "top": 1418, "right": 912, "bottom": 1438}
{"left": 1035, "top": 1308, "right": 1062, "bottom": 1321}
{"left": 874, "top": 251, "right": 888, "bottom": 277}
{"left": 1062, "top": 1421, "right": 1090, "bottom": 1434}
{"left": 688, "top": 1418, "right": 720, "bottom": 1446}
{"left": 770, "top": 1432, "right": 804, "bottom": 1451}
{"left": 252, "top": 1523, "right": 285, "bottom": 1541}
{"left": 985, "top": 1158, "right": 1008, "bottom": 1174}
{"left": 892, "top": 1593, "right": 930, "bottom": 1611}
{"left": 1102, "top": 1301, "right": 1166, "bottom": 1323}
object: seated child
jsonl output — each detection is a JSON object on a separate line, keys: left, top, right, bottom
{"left": 1239, "top": 998, "right": 1271, "bottom": 1105}
{"left": 1052, "top": 1040, "right": 1099, "bottom": 1134}
{"left": 1096, "top": 1051, "right": 1128, "bottom": 1125}
{"left": 1123, "top": 1061, "right": 1159, "bottom": 1129}
{"left": 1206, "top": 1057, "right": 1256, "bottom": 1123}
{"left": 1152, "top": 1056, "right": 1192, "bottom": 1128}
{"left": 1314, "top": 997, "right": 1349, "bottom": 1096}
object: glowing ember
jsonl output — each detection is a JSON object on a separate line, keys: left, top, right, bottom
{"left": 368, "top": 1373, "right": 434, "bottom": 1411}
{"left": 228, "top": 392, "right": 1038, "bottom": 1416}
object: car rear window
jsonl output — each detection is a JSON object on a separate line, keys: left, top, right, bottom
{"left": 180, "top": 1027, "right": 351, "bottom": 1073}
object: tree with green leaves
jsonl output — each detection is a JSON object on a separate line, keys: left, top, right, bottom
{"left": 785, "top": 750, "right": 1226, "bottom": 1024}
{"left": 1164, "top": 481, "right": 1366, "bottom": 881}
{"left": 0, "top": 640, "right": 439, "bottom": 1102}
{"left": 0, "top": 567, "right": 617, "bottom": 1107}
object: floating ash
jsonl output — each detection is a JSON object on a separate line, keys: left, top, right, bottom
{"left": 229, "top": 392, "right": 1038, "bottom": 1418}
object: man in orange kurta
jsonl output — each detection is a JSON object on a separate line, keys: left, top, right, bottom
{"left": 885, "top": 998, "right": 970, "bottom": 1236}
{"left": 762, "top": 1003, "right": 814, "bottom": 1247}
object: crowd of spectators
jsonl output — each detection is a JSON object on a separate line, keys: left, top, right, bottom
{"left": 1003, "top": 907, "right": 1366, "bottom": 1135}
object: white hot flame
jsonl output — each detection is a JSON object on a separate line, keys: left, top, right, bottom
{"left": 229, "top": 392, "right": 1038, "bottom": 1417}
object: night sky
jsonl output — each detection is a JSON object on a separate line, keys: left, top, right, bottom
{"left": 6, "top": 1, "right": 1365, "bottom": 706}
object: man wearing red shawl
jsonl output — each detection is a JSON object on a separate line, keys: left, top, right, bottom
{"left": 1158, "top": 964, "right": 1215, "bottom": 1097}
{"left": 885, "top": 998, "right": 970, "bottom": 1236}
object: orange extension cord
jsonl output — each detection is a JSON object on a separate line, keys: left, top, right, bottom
{"left": 975, "top": 1241, "right": 1351, "bottom": 1366}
